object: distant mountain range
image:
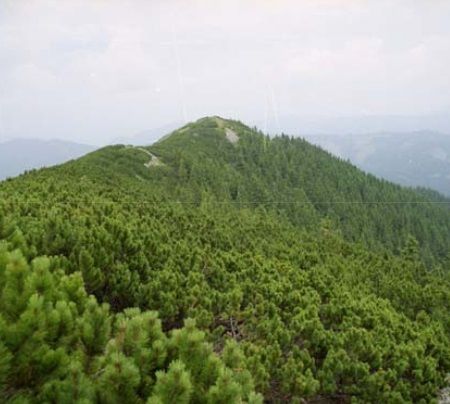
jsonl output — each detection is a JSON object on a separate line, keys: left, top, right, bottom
{"left": 305, "top": 131, "right": 450, "bottom": 196}
{"left": 0, "top": 139, "right": 96, "bottom": 180}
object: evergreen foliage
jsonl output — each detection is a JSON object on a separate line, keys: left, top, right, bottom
{"left": 0, "top": 245, "right": 260, "bottom": 403}
{"left": 0, "top": 116, "right": 449, "bottom": 402}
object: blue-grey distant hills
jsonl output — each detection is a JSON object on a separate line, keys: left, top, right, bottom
{"left": 0, "top": 139, "right": 96, "bottom": 180}
{"left": 305, "top": 131, "right": 450, "bottom": 196}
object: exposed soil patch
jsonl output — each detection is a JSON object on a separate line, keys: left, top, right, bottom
{"left": 225, "top": 128, "right": 239, "bottom": 144}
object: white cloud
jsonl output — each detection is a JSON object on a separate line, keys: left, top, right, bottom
{"left": 1, "top": 0, "right": 450, "bottom": 143}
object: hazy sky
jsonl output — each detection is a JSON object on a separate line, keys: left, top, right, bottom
{"left": 1, "top": 0, "right": 450, "bottom": 145}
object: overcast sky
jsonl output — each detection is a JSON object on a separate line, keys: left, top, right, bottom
{"left": 1, "top": 0, "right": 450, "bottom": 145}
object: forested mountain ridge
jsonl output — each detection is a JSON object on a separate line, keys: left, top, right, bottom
{"left": 147, "top": 117, "right": 450, "bottom": 263}
{"left": 31, "top": 115, "right": 448, "bottom": 263}
{"left": 0, "top": 116, "right": 449, "bottom": 403}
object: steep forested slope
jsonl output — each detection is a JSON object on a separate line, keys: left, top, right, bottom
{"left": 145, "top": 117, "right": 450, "bottom": 263}
{"left": 0, "top": 117, "right": 449, "bottom": 403}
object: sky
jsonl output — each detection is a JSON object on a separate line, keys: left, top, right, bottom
{"left": 1, "top": 0, "right": 450, "bottom": 145}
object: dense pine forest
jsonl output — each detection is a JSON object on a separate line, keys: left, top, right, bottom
{"left": 0, "top": 117, "right": 449, "bottom": 403}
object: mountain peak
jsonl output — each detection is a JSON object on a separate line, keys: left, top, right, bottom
{"left": 193, "top": 115, "right": 231, "bottom": 126}
{"left": 153, "top": 116, "right": 249, "bottom": 149}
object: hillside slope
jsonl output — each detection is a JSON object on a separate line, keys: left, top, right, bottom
{"left": 0, "top": 117, "right": 449, "bottom": 403}
{"left": 35, "top": 116, "right": 448, "bottom": 263}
